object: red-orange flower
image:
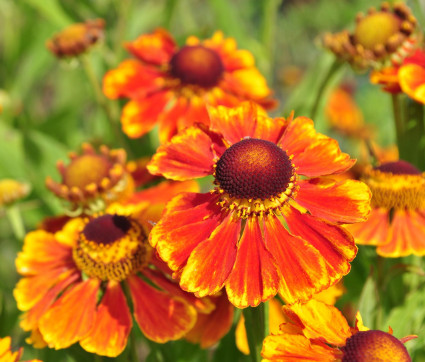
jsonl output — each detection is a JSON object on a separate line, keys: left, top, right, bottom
{"left": 261, "top": 299, "right": 416, "bottom": 361}
{"left": 13, "top": 180, "right": 201, "bottom": 357}
{"left": 103, "top": 29, "right": 276, "bottom": 143}
{"left": 0, "top": 336, "right": 42, "bottom": 362}
{"left": 148, "top": 102, "right": 371, "bottom": 308}
{"left": 346, "top": 160, "right": 425, "bottom": 257}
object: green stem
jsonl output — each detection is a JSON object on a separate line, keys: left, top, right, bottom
{"left": 5, "top": 204, "right": 25, "bottom": 240}
{"left": 310, "top": 59, "right": 343, "bottom": 120}
{"left": 260, "top": 0, "right": 280, "bottom": 81}
{"left": 243, "top": 303, "right": 268, "bottom": 362}
{"left": 375, "top": 255, "right": 385, "bottom": 330}
{"left": 163, "top": 0, "right": 178, "bottom": 29}
{"left": 412, "top": 0, "right": 425, "bottom": 33}
{"left": 122, "top": 282, "right": 139, "bottom": 362}
{"left": 391, "top": 93, "right": 404, "bottom": 155}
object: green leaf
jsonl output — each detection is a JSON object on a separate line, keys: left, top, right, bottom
{"left": 357, "top": 273, "right": 378, "bottom": 329}
{"left": 24, "top": 0, "right": 73, "bottom": 27}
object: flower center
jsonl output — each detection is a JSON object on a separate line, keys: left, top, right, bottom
{"left": 214, "top": 139, "right": 297, "bottom": 218}
{"left": 341, "top": 330, "right": 411, "bottom": 362}
{"left": 170, "top": 45, "right": 224, "bottom": 87}
{"left": 64, "top": 154, "right": 111, "bottom": 189}
{"left": 364, "top": 160, "right": 425, "bottom": 210}
{"left": 73, "top": 214, "right": 151, "bottom": 281}
{"left": 355, "top": 12, "right": 400, "bottom": 51}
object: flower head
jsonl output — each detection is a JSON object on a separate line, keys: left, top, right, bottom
{"left": 46, "top": 19, "right": 105, "bottom": 58}
{"left": 103, "top": 29, "right": 276, "bottom": 143}
{"left": 148, "top": 102, "right": 371, "bottom": 308}
{"left": 324, "top": 2, "right": 418, "bottom": 71}
{"left": 0, "top": 179, "right": 30, "bottom": 207}
{"left": 347, "top": 160, "right": 425, "bottom": 257}
{"left": 261, "top": 299, "right": 416, "bottom": 362}
{"left": 14, "top": 180, "right": 201, "bottom": 357}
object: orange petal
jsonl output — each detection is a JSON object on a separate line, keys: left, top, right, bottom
{"left": 280, "top": 117, "right": 355, "bottom": 176}
{"left": 128, "top": 275, "right": 196, "bottom": 342}
{"left": 39, "top": 278, "right": 99, "bottom": 349}
{"left": 158, "top": 97, "right": 189, "bottom": 143}
{"left": 149, "top": 192, "right": 222, "bottom": 270}
{"left": 261, "top": 334, "right": 338, "bottom": 361}
{"left": 80, "top": 281, "right": 132, "bottom": 357}
{"left": 226, "top": 217, "right": 280, "bottom": 308}
{"left": 125, "top": 28, "right": 176, "bottom": 65}
{"left": 222, "top": 68, "right": 272, "bottom": 100}
{"left": 296, "top": 178, "right": 371, "bottom": 224}
{"left": 346, "top": 208, "right": 389, "bottom": 246}
{"left": 399, "top": 64, "right": 425, "bottom": 104}
{"left": 121, "top": 92, "right": 171, "bottom": 139}
{"left": 264, "top": 215, "right": 330, "bottom": 304}
{"left": 180, "top": 213, "right": 241, "bottom": 297}
{"left": 377, "top": 210, "right": 425, "bottom": 257}
{"left": 148, "top": 127, "right": 215, "bottom": 180}
{"left": 284, "top": 207, "right": 357, "bottom": 284}
{"left": 185, "top": 293, "right": 234, "bottom": 348}
{"left": 102, "top": 60, "right": 165, "bottom": 99}
{"left": 285, "top": 299, "right": 352, "bottom": 346}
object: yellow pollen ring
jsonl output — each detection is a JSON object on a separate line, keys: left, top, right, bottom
{"left": 365, "top": 169, "right": 425, "bottom": 210}
{"left": 72, "top": 218, "right": 152, "bottom": 281}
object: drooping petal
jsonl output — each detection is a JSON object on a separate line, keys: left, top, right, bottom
{"left": 180, "top": 213, "right": 241, "bottom": 297}
{"left": 280, "top": 117, "right": 355, "bottom": 177}
{"left": 157, "top": 96, "right": 189, "bottom": 143}
{"left": 39, "top": 278, "right": 99, "bottom": 349}
{"left": 399, "top": 64, "right": 425, "bottom": 104}
{"left": 149, "top": 192, "right": 222, "bottom": 271}
{"left": 226, "top": 217, "right": 280, "bottom": 308}
{"left": 128, "top": 275, "right": 196, "bottom": 342}
{"left": 102, "top": 60, "right": 165, "bottom": 99}
{"left": 125, "top": 28, "right": 177, "bottom": 65}
{"left": 147, "top": 127, "right": 215, "bottom": 180}
{"left": 295, "top": 178, "right": 371, "bottom": 224}
{"left": 80, "top": 281, "right": 132, "bottom": 357}
{"left": 121, "top": 92, "right": 172, "bottom": 139}
{"left": 261, "top": 334, "right": 338, "bottom": 362}
{"left": 263, "top": 215, "right": 331, "bottom": 304}
{"left": 345, "top": 208, "right": 389, "bottom": 246}
{"left": 222, "top": 68, "right": 272, "bottom": 101}
{"left": 377, "top": 210, "right": 425, "bottom": 257}
{"left": 284, "top": 207, "right": 357, "bottom": 284}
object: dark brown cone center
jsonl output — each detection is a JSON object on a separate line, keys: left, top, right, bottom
{"left": 82, "top": 214, "right": 131, "bottom": 245}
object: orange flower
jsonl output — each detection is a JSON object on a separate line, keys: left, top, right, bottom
{"left": 13, "top": 180, "right": 201, "bottom": 357}
{"left": 46, "top": 19, "right": 105, "bottom": 58}
{"left": 0, "top": 336, "right": 42, "bottom": 362}
{"left": 103, "top": 29, "right": 276, "bottom": 143}
{"left": 261, "top": 299, "right": 416, "bottom": 361}
{"left": 346, "top": 160, "right": 425, "bottom": 257}
{"left": 0, "top": 179, "right": 30, "bottom": 207}
{"left": 148, "top": 102, "right": 371, "bottom": 308}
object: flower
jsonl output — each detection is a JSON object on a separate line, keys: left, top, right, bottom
{"left": 261, "top": 299, "right": 416, "bottom": 361}
{"left": 0, "top": 336, "right": 42, "bottom": 362}
{"left": 45, "top": 143, "right": 133, "bottom": 215}
{"left": 103, "top": 29, "right": 276, "bottom": 143}
{"left": 0, "top": 179, "right": 30, "bottom": 207}
{"left": 46, "top": 19, "right": 105, "bottom": 58}
{"left": 346, "top": 160, "right": 425, "bottom": 257}
{"left": 148, "top": 102, "right": 371, "bottom": 308}
{"left": 323, "top": 2, "right": 418, "bottom": 71}
{"left": 13, "top": 180, "right": 201, "bottom": 357}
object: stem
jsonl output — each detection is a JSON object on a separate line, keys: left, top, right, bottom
{"left": 113, "top": 0, "right": 132, "bottom": 57}
{"left": 375, "top": 255, "right": 385, "bottom": 330}
{"left": 5, "top": 204, "right": 25, "bottom": 240}
{"left": 163, "top": 0, "right": 177, "bottom": 29}
{"left": 122, "top": 282, "right": 139, "bottom": 362}
{"left": 260, "top": 0, "right": 280, "bottom": 81}
{"left": 310, "top": 59, "right": 343, "bottom": 120}
{"left": 391, "top": 93, "right": 404, "bottom": 155}
{"left": 412, "top": 0, "right": 425, "bottom": 33}
{"left": 243, "top": 303, "right": 268, "bottom": 362}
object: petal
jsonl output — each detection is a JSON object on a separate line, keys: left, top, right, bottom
{"left": 280, "top": 117, "right": 355, "bottom": 177}
{"left": 264, "top": 215, "right": 330, "bottom": 304}
{"left": 128, "top": 275, "right": 196, "bottom": 342}
{"left": 285, "top": 299, "right": 351, "bottom": 346}
{"left": 102, "top": 60, "right": 165, "bottom": 99}
{"left": 346, "top": 208, "right": 389, "bottom": 246}
{"left": 80, "top": 281, "right": 132, "bottom": 357}
{"left": 149, "top": 192, "right": 222, "bottom": 270}
{"left": 180, "top": 213, "right": 241, "bottom": 297}
{"left": 399, "top": 64, "right": 425, "bottom": 104}
{"left": 157, "top": 96, "right": 189, "bottom": 143}
{"left": 39, "top": 278, "right": 99, "bottom": 349}
{"left": 295, "top": 178, "right": 371, "bottom": 224}
{"left": 261, "top": 334, "right": 338, "bottom": 362}
{"left": 121, "top": 92, "right": 171, "bottom": 139}
{"left": 222, "top": 68, "right": 272, "bottom": 100}
{"left": 147, "top": 127, "right": 215, "bottom": 180}
{"left": 377, "top": 210, "right": 425, "bottom": 257}
{"left": 226, "top": 217, "right": 280, "bottom": 308}
{"left": 125, "top": 28, "right": 177, "bottom": 65}
{"left": 284, "top": 207, "right": 357, "bottom": 284}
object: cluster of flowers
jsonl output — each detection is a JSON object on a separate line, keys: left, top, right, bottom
{"left": 2, "top": 1, "right": 425, "bottom": 361}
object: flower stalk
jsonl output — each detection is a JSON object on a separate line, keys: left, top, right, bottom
{"left": 243, "top": 302, "right": 268, "bottom": 362}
